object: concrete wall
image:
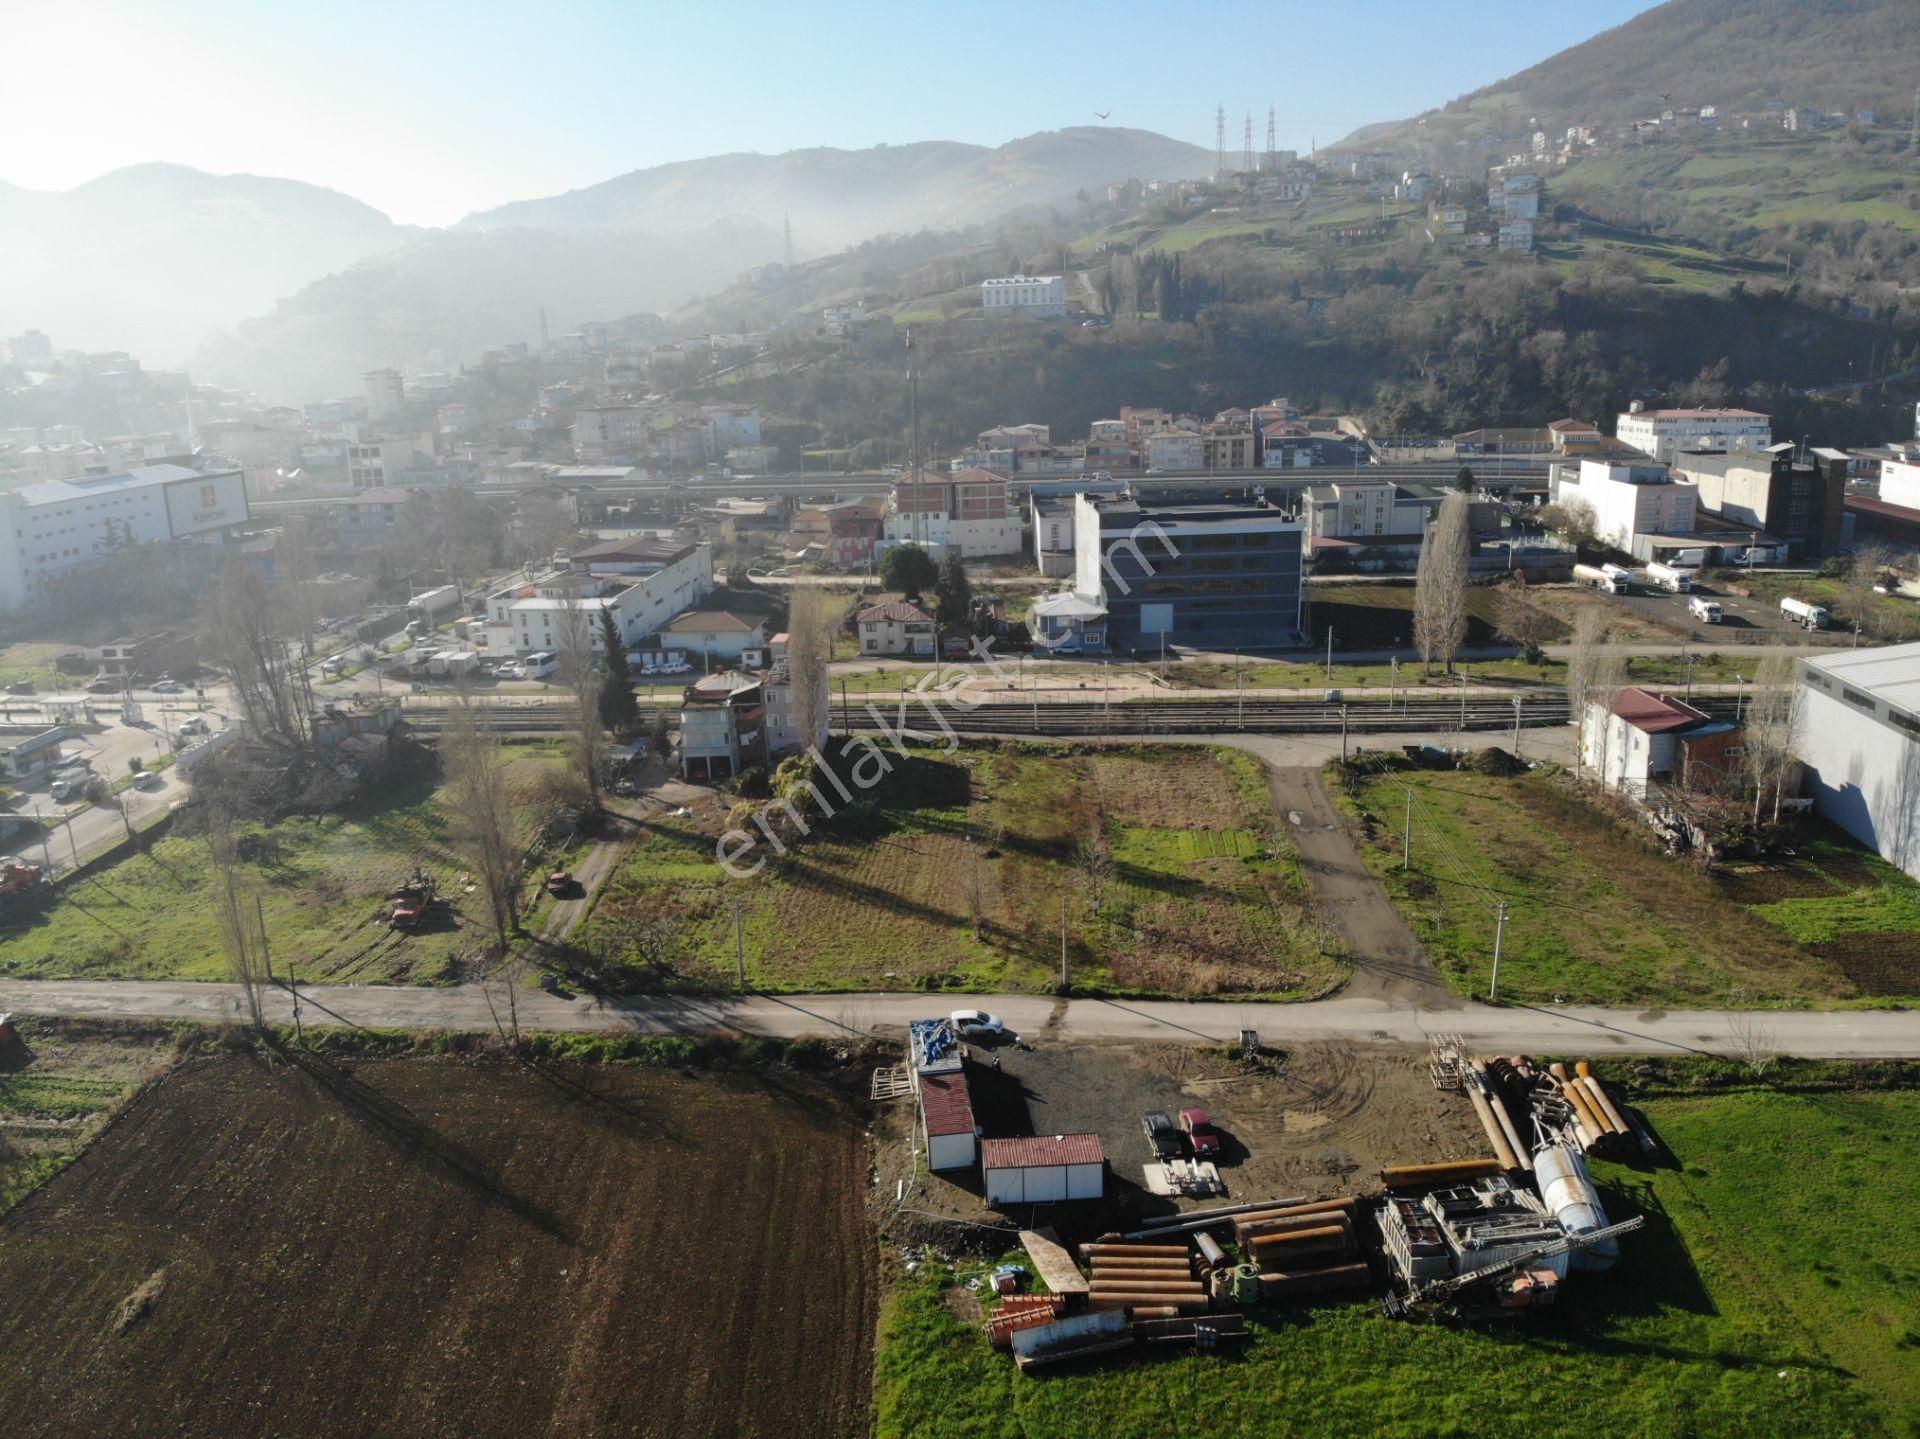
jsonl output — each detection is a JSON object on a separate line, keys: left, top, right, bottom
{"left": 1796, "top": 684, "right": 1920, "bottom": 879}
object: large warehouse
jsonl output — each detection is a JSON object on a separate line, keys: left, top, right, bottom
{"left": 1795, "top": 642, "right": 1920, "bottom": 879}
{"left": 0, "top": 464, "right": 250, "bottom": 611}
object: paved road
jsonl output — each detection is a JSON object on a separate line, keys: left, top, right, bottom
{"left": 2, "top": 979, "right": 1915, "bottom": 1057}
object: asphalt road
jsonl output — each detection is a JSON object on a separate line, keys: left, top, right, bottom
{"left": 1, "top": 979, "right": 1915, "bottom": 1058}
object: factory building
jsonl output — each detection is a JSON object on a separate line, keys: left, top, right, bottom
{"left": 1794, "top": 642, "right": 1920, "bottom": 880}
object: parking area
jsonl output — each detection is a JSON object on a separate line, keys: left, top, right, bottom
{"left": 1608, "top": 577, "right": 1838, "bottom": 644}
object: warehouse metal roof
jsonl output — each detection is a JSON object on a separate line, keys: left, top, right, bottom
{"left": 917, "top": 1072, "right": 976, "bottom": 1138}
{"left": 1802, "top": 641, "right": 1920, "bottom": 715}
{"left": 981, "top": 1134, "right": 1105, "bottom": 1169}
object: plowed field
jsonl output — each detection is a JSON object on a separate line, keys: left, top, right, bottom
{"left": 0, "top": 1052, "right": 874, "bottom": 1439}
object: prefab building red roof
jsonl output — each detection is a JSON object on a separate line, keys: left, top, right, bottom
{"left": 918, "top": 1071, "right": 976, "bottom": 1137}
{"left": 981, "top": 1134, "right": 1105, "bottom": 1169}
{"left": 1610, "top": 686, "right": 1710, "bottom": 735}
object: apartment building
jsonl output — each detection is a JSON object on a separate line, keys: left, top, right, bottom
{"left": 979, "top": 275, "right": 1067, "bottom": 318}
{"left": 884, "top": 468, "right": 1020, "bottom": 556}
{"left": 1615, "top": 405, "right": 1772, "bottom": 463}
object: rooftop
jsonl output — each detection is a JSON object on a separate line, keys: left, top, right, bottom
{"left": 17, "top": 463, "right": 236, "bottom": 507}
{"left": 1609, "top": 687, "right": 1713, "bottom": 735}
{"left": 981, "top": 1134, "right": 1105, "bottom": 1169}
{"left": 1802, "top": 640, "right": 1920, "bottom": 716}
{"left": 662, "top": 609, "right": 763, "bottom": 634}
{"left": 858, "top": 600, "right": 933, "bottom": 624}
{"left": 918, "top": 1072, "right": 976, "bottom": 1138}
{"left": 571, "top": 536, "right": 698, "bottom": 566}
{"left": 1621, "top": 408, "right": 1770, "bottom": 421}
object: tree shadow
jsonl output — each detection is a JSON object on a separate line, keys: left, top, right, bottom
{"left": 271, "top": 1040, "right": 576, "bottom": 1244}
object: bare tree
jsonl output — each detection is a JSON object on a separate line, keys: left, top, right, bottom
{"left": 1743, "top": 651, "right": 1804, "bottom": 824}
{"left": 1492, "top": 578, "right": 1556, "bottom": 659}
{"left": 1564, "top": 608, "right": 1608, "bottom": 733}
{"left": 1539, "top": 496, "right": 1598, "bottom": 549}
{"left": 1724, "top": 989, "right": 1779, "bottom": 1077}
{"left": 1841, "top": 542, "right": 1896, "bottom": 642}
{"left": 1077, "top": 818, "right": 1116, "bottom": 914}
{"left": 1413, "top": 491, "right": 1471, "bottom": 675}
{"left": 553, "top": 594, "right": 606, "bottom": 809}
{"left": 207, "top": 813, "right": 270, "bottom": 1030}
{"left": 1584, "top": 646, "right": 1630, "bottom": 787}
{"left": 784, "top": 588, "right": 837, "bottom": 749}
{"left": 201, "top": 561, "right": 312, "bottom": 749}
{"left": 442, "top": 695, "right": 523, "bottom": 950}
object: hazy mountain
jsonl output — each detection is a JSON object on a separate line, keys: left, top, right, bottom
{"left": 193, "top": 220, "right": 782, "bottom": 402}
{"left": 461, "top": 127, "right": 1216, "bottom": 248}
{"left": 0, "top": 163, "right": 404, "bottom": 364}
{"left": 1341, "top": 0, "right": 1919, "bottom": 156}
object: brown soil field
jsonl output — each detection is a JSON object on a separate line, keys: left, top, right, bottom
{"left": 0, "top": 1052, "right": 875, "bottom": 1439}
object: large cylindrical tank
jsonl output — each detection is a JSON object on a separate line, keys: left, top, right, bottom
{"left": 1533, "top": 1143, "right": 1617, "bottom": 1271}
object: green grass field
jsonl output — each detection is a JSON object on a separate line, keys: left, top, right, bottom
{"left": 1336, "top": 766, "right": 1920, "bottom": 1006}
{"left": 0, "top": 748, "right": 566, "bottom": 985}
{"left": 873, "top": 1083, "right": 1920, "bottom": 1439}
{"left": 581, "top": 742, "right": 1342, "bottom": 998}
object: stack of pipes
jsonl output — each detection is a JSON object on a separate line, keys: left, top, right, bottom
{"left": 1514, "top": 1058, "right": 1652, "bottom": 1159}
{"left": 1231, "top": 1196, "right": 1370, "bottom": 1298}
{"left": 1467, "top": 1059, "right": 1528, "bottom": 1171}
{"left": 1080, "top": 1241, "right": 1209, "bottom": 1314}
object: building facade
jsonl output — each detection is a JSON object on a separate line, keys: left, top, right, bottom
{"left": 980, "top": 275, "right": 1067, "bottom": 318}
{"left": 1795, "top": 643, "right": 1920, "bottom": 880}
{"left": 1670, "top": 448, "right": 1847, "bottom": 558}
{"left": 884, "top": 468, "right": 1021, "bottom": 557}
{"left": 1551, "top": 458, "right": 1697, "bottom": 550}
{"left": 1615, "top": 406, "right": 1772, "bottom": 463}
{"left": 1072, "top": 493, "right": 1305, "bottom": 651}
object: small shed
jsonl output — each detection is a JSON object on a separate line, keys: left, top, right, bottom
{"left": 982, "top": 1134, "right": 1106, "bottom": 1205}
{"left": 917, "top": 1070, "right": 978, "bottom": 1172}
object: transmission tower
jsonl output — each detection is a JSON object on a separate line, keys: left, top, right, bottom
{"left": 1266, "top": 106, "right": 1277, "bottom": 170}
{"left": 1243, "top": 113, "right": 1254, "bottom": 175}
{"left": 1215, "top": 104, "right": 1226, "bottom": 178}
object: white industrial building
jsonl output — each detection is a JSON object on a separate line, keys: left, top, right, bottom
{"left": 980, "top": 275, "right": 1067, "bottom": 318}
{"left": 981, "top": 1134, "right": 1106, "bottom": 1205}
{"left": 0, "top": 464, "right": 251, "bottom": 612}
{"left": 483, "top": 542, "right": 714, "bottom": 655}
{"left": 1614, "top": 405, "right": 1772, "bottom": 464}
{"left": 1795, "top": 643, "right": 1920, "bottom": 880}
{"left": 1549, "top": 458, "right": 1697, "bottom": 550}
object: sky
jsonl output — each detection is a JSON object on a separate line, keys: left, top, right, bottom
{"left": 1, "top": 0, "right": 1660, "bottom": 226}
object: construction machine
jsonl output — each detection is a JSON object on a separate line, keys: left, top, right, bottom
{"left": 1382, "top": 1216, "right": 1645, "bottom": 1321}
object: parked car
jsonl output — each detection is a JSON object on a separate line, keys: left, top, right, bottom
{"left": 1142, "top": 1110, "right": 1185, "bottom": 1160}
{"left": 949, "top": 1009, "right": 1005, "bottom": 1040}
{"left": 133, "top": 770, "right": 164, "bottom": 790}
{"left": 1179, "top": 1107, "right": 1222, "bottom": 1155}
{"left": 4, "top": 681, "right": 35, "bottom": 696}
{"left": 177, "top": 716, "right": 210, "bottom": 737}
{"left": 84, "top": 678, "right": 120, "bottom": 694}
{"left": 545, "top": 870, "right": 580, "bottom": 897}
{"left": 151, "top": 679, "right": 183, "bottom": 694}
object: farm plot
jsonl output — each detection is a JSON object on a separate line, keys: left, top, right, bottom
{"left": 0, "top": 748, "right": 568, "bottom": 985}
{"left": 1338, "top": 764, "right": 1920, "bottom": 1006}
{"left": 0, "top": 1051, "right": 875, "bottom": 1439}
{"left": 582, "top": 742, "right": 1343, "bottom": 998}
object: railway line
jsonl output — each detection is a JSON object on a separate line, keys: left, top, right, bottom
{"left": 397, "top": 689, "right": 1739, "bottom": 740}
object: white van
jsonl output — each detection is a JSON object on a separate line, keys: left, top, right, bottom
{"left": 1689, "top": 596, "right": 1722, "bottom": 624}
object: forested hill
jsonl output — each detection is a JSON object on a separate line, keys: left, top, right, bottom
{"left": 1343, "top": 0, "right": 1918, "bottom": 157}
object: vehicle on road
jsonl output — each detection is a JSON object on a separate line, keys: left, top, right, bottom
{"left": 1780, "top": 596, "right": 1830, "bottom": 630}
{"left": 1572, "top": 563, "right": 1627, "bottom": 595}
{"left": 84, "top": 678, "right": 120, "bottom": 694}
{"left": 546, "top": 870, "right": 581, "bottom": 897}
{"left": 133, "top": 770, "right": 163, "bottom": 790}
{"left": 1599, "top": 563, "right": 1636, "bottom": 593}
{"left": 949, "top": 1009, "right": 1005, "bottom": 1040}
{"left": 1645, "top": 561, "right": 1693, "bottom": 594}
{"left": 1689, "top": 596, "right": 1723, "bottom": 624}
{"left": 49, "top": 776, "right": 82, "bottom": 802}
{"left": 151, "top": 679, "right": 183, "bottom": 693}
{"left": 1179, "top": 1106, "right": 1222, "bottom": 1155}
{"left": 1142, "top": 1109, "right": 1185, "bottom": 1160}
{"left": 177, "top": 716, "right": 210, "bottom": 737}
{"left": 4, "top": 681, "right": 35, "bottom": 696}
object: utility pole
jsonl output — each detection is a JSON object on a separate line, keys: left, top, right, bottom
{"left": 733, "top": 896, "right": 747, "bottom": 990}
{"left": 1511, "top": 696, "right": 1523, "bottom": 757}
{"left": 1402, "top": 789, "right": 1413, "bottom": 870}
{"left": 1340, "top": 704, "right": 1348, "bottom": 764}
{"left": 1459, "top": 673, "right": 1469, "bottom": 731}
{"left": 1060, "top": 895, "right": 1070, "bottom": 993}
{"left": 1489, "top": 900, "right": 1510, "bottom": 1002}
{"left": 1325, "top": 626, "right": 1333, "bottom": 681}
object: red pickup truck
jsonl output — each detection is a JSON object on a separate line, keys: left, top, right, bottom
{"left": 1179, "top": 1107, "right": 1221, "bottom": 1155}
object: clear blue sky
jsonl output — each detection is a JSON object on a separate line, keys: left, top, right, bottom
{"left": 4, "top": 0, "right": 1659, "bottom": 225}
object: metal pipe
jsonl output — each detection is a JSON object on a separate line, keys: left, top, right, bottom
{"left": 1379, "top": 1159, "right": 1503, "bottom": 1188}
{"left": 1222, "top": 1196, "right": 1357, "bottom": 1231}
{"left": 1193, "top": 1232, "right": 1228, "bottom": 1275}
{"left": 1134, "top": 1196, "right": 1310, "bottom": 1231}
{"left": 1471, "top": 1061, "right": 1529, "bottom": 1161}
{"left": 1581, "top": 1073, "right": 1633, "bottom": 1136}
{"left": 1467, "top": 1081, "right": 1521, "bottom": 1171}
{"left": 1237, "top": 1211, "right": 1356, "bottom": 1242}
{"left": 1087, "top": 1293, "right": 1209, "bottom": 1313}
{"left": 1258, "top": 1262, "right": 1371, "bottom": 1295}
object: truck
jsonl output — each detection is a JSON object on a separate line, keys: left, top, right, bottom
{"left": 1572, "top": 564, "right": 1627, "bottom": 595}
{"left": 1688, "top": 596, "right": 1723, "bottom": 624}
{"left": 405, "top": 585, "right": 463, "bottom": 627}
{"left": 1599, "top": 563, "right": 1636, "bottom": 593}
{"left": 1780, "top": 596, "right": 1830, "bottom": 630}
{"left": 1644, "top": 561, "right": 1694, "bottom": 594}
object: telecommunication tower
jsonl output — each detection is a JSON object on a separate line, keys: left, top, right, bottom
{"left": 1266, "top": 107, "right": 1277, "bottom": 169}
{"left": 1215, "top": 104, "right": 1226, "bottom": 178}
{"left": 1243, "top": 113, "right": 1254, "bottom": 174}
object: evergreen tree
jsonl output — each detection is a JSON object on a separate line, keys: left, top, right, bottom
{"left": 597, "top": 608, "right": 640, "bottom": 735}
{"left": 934, "top": 553, "right": 973, "bottom": 629}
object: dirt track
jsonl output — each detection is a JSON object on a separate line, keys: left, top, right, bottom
{"left": 0, "top": 1054, "right": 874, "bottom": 1439}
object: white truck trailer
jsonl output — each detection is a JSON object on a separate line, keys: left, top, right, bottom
{"left": 1573, "top": 564, "right": 1627, "bottom": 595}
{"left": 1779, "top": 596, "right": 1830, "bottom": 630}
{"left": 1645, "top": 562, "right": 1693, "bottom": 594}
